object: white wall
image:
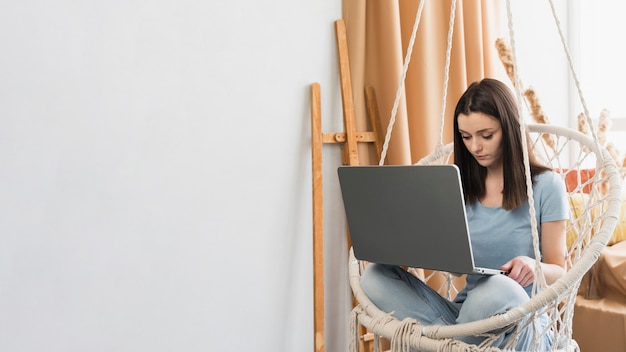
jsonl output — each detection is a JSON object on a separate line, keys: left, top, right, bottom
{"left": 0, "top": 1, "right": 349, "bottom": 351}
{"left": 0, "top": 2, "right": 578, "bottom": 352}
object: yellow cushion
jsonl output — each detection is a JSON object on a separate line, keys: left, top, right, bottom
{"left": 608, "top": 196, "right": 626, "bottom": 246}
{"left": 567, "top": 193, "right": 626, "bottom": 249}
{"left": 567, "top": 193, "right": 588, "bottom": 249}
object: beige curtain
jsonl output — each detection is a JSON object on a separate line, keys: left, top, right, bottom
{"left": 343, "top": 0, "right": 508, "bottom": 165}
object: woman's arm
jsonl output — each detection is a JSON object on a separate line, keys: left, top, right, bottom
{"left": 538, "top": 219, "right": 568, "bottom": 284}
{"left": 500, "top": 219, "right": 567, "bottom": 287}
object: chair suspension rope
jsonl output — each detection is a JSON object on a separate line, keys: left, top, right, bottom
{"left": 437, "top": 0, "right": 458, "bottom": 151}
{"left": 505, "top": 0, "right": 547, "bottom": 294}
{"left": 378, "top": 0, "right": 427, "bottom": 166}
{"left": 547, "top": 0, "right": 601, "bottom": 153}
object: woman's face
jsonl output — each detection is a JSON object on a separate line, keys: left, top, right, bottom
{"left": 457, "top": 112, "right": 503, "bottom": 169}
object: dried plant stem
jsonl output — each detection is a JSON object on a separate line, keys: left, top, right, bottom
{"left": 597, "top": 109, "right": 611, "bottom": 147}
{"left": 496, "top": 38, "right": 556, "bottom": 151}
{"left": 577, "top": 113, "right": 591, "bottom": 153}
{"left": 495, "top": 37, "right": 626, "bottom": 185}
{"left": 495, "top": 38, "right": 517, "bottom": 87}
{"left": 577, "top": 113, "right": 590, "bottom": 135}
{"left": 524, "top": 88, "right": 556, "bottom": 149}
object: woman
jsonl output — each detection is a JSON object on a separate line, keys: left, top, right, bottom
{"left": 360, "top": 78, "right": 569, "bottom": 351}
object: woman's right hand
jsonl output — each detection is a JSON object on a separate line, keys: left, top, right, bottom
{"left": 500, "top": 256, "right": 536, "bottom": 287}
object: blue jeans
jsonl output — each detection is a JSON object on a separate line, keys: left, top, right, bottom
{"left": 360, "top": 264, "right": 553, "bottom": 351}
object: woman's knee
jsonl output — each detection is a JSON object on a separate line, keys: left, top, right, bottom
{"left": 489, "top": 275, "right": 530, "bottom": 308}
{"left": 458, "top": 275, "right": 529, "bottom": 323}
{"left": 361, "top": 263, "right": 396, "bottom": 294}
{"left": 360, "top": 264, "right": 411, "bottom": 316}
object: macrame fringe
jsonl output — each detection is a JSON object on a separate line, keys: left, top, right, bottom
{"left": 350, "top": 307, "right": 361, "bottom": 352}
{"left": 348, "top": 124, "right": 622, "bottom": 351}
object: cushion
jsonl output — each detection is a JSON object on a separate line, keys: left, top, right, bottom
{"left": 609, "top": 199, "right": 626, "bottom": 246}
{"left": 566, "top": 193, "right": 626, "bottom": 249}
{"left": 562, "top": 168, "right": 595, "bottom": 194}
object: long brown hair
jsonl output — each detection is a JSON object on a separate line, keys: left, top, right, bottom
{"left": 453, "top": 78, "right": 550, "bottom": 210}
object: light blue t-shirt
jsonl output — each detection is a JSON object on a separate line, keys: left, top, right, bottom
{"left": 455, "top": 171, "right": 569, "bottom": 301}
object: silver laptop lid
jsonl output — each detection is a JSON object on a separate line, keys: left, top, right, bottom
{"left": 337, "top": 164, "right": 479, "bottom": 274}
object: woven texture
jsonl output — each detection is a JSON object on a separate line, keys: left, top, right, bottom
{"left": 349, "top": 124, "right": 622, "bottom": 352}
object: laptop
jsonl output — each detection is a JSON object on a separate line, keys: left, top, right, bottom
{"left": 337, "top": 164, "right": 507, "bottom": 275}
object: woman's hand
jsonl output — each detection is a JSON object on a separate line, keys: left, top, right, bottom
{"left": 500, "top": 256, "right": 537, "bottom": 287}
{"left": 500, "top": 222, "right": 567, "bottom": 288}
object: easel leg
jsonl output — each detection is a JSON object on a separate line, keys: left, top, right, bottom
{"left": 310, "top": 83, "right": 325, "bottom": 352}
{"left": 310, "top": 20, "right": 387, "bottom": 352}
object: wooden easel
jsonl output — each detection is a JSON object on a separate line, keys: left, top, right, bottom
{"left": 310, "top": 19, "right": 385, "bottom": 352}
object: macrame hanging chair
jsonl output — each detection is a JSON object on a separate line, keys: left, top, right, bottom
{"left": 348, "top": 0, "right": 623, "bottom": 351}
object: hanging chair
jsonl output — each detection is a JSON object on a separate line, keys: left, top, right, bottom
{"left": 349, "top": 123, "right": 622, "bottom": 351}
{"left": 346, "top": 0, "right": 623, "bottom": 351}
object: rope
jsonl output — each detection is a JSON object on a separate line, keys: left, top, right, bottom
{"left": 349, "top": 308, "right": 360, "bottom": 352}
{"left": 546, "top": 0, "right": 602, "bottom": 154}
{"left": 504, "top": 0, "right": 547, "bottom": 293}
{"left": 350, "top": 124, "right": 621, "bottom": 351}
{"left": 379, "top": 0, "right": 426, "bottom": 166}
{"left": 378, "top": 0, "right": 457, "bottom": 165}
{"left": 437, "top": 0, "right": 458, "bottom": 149}
{"left": 501, "top": 0, "right": 607, "bottom": 296}
{"left": 391, "top": 319, "right": 419, "bottom": 352}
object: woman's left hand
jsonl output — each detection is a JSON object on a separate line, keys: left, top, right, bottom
{"left": 500, "top": 256, "right": 536, "bottom": 287}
